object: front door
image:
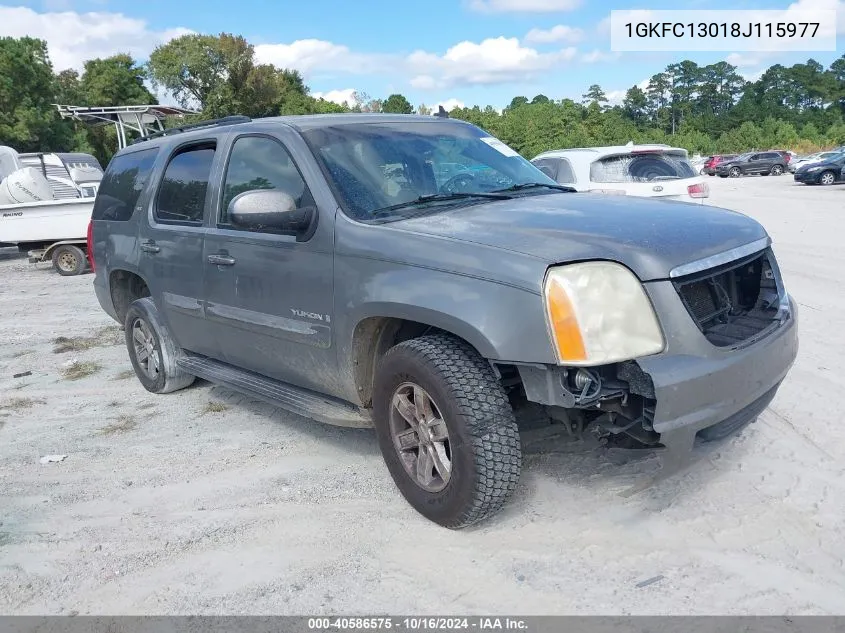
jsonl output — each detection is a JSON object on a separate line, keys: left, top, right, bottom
{"left": 139, "top": 139, "right": 220, "bottom": 357}
{"left": 201, "top": 131, "right": 339, "bottom": 396}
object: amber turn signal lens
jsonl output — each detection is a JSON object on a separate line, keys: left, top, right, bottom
{"left": 546, "top": 278, "right": 587, "bottom": 362}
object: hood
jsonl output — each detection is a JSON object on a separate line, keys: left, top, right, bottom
{"left": 391, "top": 192, "right": 768, "bottom": 282}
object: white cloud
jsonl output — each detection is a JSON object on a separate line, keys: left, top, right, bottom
{"left": 581, "top": 49, "right": 619, "bottom": 63}
{"left": 432, "top": 98, "right": 466, "bottom": 113}
{"left": 312, "top": 88, "right": 359, "bottom": 106}
{"left": 254, "top": 39, "right": 388, "bottom": 76}
{"left": 468, "top": 0, "right": 581, "bottom": 12}
{"left": 407, "top": 37, "right": 577, "bottom": 89}
{"left": 524, "top": 25, "right": 583, "bottom": 44}
{"left": 0, "top": 6, "right": 192, "bottom": 72}
{"left": 606, "top": 78, "right": 650, "bottom": 106}
{"left": 726, "top": 53, "right": 763, "bottom": 67}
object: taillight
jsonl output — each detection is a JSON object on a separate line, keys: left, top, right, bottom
{"left": 86, "top": 219, "right": 95, "bottom": 272}
{"left": 688, "top": 182, "right": 709, "bottom": 198}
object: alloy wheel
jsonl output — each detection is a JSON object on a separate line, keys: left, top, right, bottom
{"left": 131, "top": 318, "right": 161, "bottom": 380}
{"left": 389, "top": 382, "right": 452, "bottom": 493}
{"left": 729, "top": 167, "right": 741, "bottom": 177}
{"left": 821, "top": 172, "right": 835, "bottom": 185}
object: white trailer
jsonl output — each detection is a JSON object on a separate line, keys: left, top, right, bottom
{"left": 0, "top": 197, "right": 94, "bottom": 275}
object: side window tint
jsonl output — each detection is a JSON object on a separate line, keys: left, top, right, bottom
{"left": 220, "top": 136, "right": 313, "bottom": 226}
{"left": 91, "top": 148, "right": 158, "bottom": 221}
{"left": 155, "top": 144, "right": 215, "bottom": 224}
{"left": 532, "top": 159, "right": 558, "bottom": 180}
{"left": 557, "top": 158, "right": 576, "bottom": 183}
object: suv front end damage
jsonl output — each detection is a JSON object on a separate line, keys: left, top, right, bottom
{"left": 506, "top": 237, "right": 798, "bottom": 460}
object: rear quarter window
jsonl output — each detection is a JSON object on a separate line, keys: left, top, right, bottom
{"left": 590, "top": 154, "right": 695, "bottom": 183}
{"left": 91, "top": 148, "right": 159, "bottom": 221}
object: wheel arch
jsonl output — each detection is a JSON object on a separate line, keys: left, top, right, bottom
{"left": 42, "top": 239, "right": 88, "bottom": 260}
{"left": 347, "top": 306, "right": 500, "bottom": 409}
{"left": 109, "top": 268, "right": 152, "bottom": 324}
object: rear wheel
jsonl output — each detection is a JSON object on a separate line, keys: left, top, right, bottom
{"left": 729, "top": 167, "right": 741, "bottom": 178}
{"left": 770, "top": 164, "right": 784, "bottom": 176}
{"left": 373, "top": 333, "right": 522, "bottom": 529}
{"left": 51, "top": 244, "right": 86, "bottom": 276}
{"left": 820, "top": 170, "right": 836, "bottom": 185}
{"left": 124, "top": 297, "right": 195, "bottom": 394}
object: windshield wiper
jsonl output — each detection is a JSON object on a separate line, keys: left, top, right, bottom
{"left": 370, "top": 192, "right": 513, "bottom": 217}
{"left": 492, "top": 182, "right": 577, "bottom": 193}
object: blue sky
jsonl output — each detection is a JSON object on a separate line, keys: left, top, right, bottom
{"left": 1, "top": 0, "right": 842, "bottom": 110}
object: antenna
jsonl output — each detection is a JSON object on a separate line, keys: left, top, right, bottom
{"left": 435, "top": 105, "right": 449, "bottom": 118}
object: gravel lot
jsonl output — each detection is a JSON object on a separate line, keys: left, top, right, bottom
{"left": 1, "top": 174, "right": 843, "bottom": 616}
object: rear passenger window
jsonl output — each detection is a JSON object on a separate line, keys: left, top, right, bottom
{"left": 155, "top": 143, "right": 215, "bottom": 224}
{"left": 557, "top": 158, "right": 576, "bottom": 183}
{"left": 91, "top": 148, "right": 158, "bottom": 221}
{"left": 219, "top": 136, "right": 313, "bottom": 226}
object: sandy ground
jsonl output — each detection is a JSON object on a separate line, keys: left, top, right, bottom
{"left": 1, "top": 174, "right": 843, "bottom": 616}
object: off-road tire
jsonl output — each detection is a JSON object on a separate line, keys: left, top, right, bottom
{"left": 373, "top": 333, "right": 522, "bottom": 529}
{"left": 51, "top": 244, "right": 86, "bottom": 276}
{"left": 124, "top": 297, "right": 195, "bottom": 394}
{"left": 770, "top": 164, "right": 784, "bottom": 176}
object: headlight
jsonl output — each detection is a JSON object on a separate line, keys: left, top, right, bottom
{"left": 543, "top": 261, "right": 665, "bottom": 366}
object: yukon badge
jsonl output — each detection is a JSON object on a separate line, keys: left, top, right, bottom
{"left": 291, "top": 308, "right": 330, "bottom": 323}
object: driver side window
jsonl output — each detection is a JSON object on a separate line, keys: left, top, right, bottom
{"left": 219, "top": 136, "right": 314, "bottom": 227}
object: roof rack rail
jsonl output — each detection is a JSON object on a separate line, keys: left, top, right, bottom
{"left": 131, "top": 115, "right": 252, "bottom": 145}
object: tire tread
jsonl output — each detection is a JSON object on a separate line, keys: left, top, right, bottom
{"left": 381, "top": 333, "right": 522, "bottom": 528}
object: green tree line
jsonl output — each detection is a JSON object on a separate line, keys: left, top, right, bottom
{"left": 4, "top": 32, "right": 845, "bottom": 168}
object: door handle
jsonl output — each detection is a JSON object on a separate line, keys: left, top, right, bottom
{"left": 140, "top": 241, "right": 160, "bottom": 254}
{"left": 207, "top": 254, "right": 236, "bottom": 266}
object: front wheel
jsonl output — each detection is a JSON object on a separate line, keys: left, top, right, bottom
{"left": 729, "top": 167, "right": 741, "bottom": 178}
{"left": 124, "top": 297, "right": 195, "bottom": 394}
{"left": 820, "top": 170, "right": 836, "bottom": 185}
{"left": 373, "top": 334, "right": 522, "bottom": 529}
{"left": 51, "top": 244, "right": 86, "bottom": 276}
{"left": 770, "top": 164, "right": 784, "bottom": 176}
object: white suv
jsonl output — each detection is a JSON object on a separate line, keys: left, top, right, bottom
{"left": 532, "top": 144, "right": 709, "bottom": 204}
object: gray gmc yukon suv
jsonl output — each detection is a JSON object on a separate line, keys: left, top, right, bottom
{"left": 89, "top": 113, "right": 798, "bottom": 528}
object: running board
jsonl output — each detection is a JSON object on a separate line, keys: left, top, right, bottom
{"left": 177, "top": 354, "right": 372, "bottom": 428}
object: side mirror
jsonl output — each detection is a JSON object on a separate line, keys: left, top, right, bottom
{"left": 228, "top": 190, "right": 313, "bottom": 234}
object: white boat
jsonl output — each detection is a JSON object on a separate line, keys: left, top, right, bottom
{"left": 0, "top": 146, "right": 99, "bottom": 275}
{"left": 0, "top": 105, "right": 198, "bottom": 276}
{"left": 1, "top": 198, "right": 94, "bottom": 244}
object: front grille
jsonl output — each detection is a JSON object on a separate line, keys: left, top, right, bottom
{"left": 674, "top": 249, "right": 782, "bottom": 347}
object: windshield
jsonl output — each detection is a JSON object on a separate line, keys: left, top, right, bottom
{"left": 301, "top": 120, "right": 556, "bottom": 221}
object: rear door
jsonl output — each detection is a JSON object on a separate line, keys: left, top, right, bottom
{"left": 138, "top": 139, "right": 221, "bottom": 357}
{"left": 744, "top": 153, "right": 764, "bottom": 173}
{"left": 201, "top": 129, "right": 339, "bottom": 395}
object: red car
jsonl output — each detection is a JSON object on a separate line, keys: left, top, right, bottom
{"left": 703, "top": 154, "right": 738, "bottom": 176}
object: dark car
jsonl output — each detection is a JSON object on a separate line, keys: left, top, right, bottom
{"left": 88, "top": 114, "right": 798, "bottom": 529}
{"left": 702, "top": 154, "right": 737, "bottom": 176}
{"left": 793, "top": 153, "right": 845, "bottom": 185}
{"left": 716, "top": 151, "right": 788, "bottom": 178}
